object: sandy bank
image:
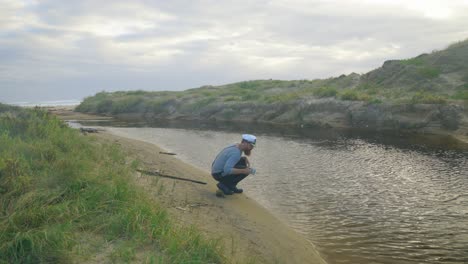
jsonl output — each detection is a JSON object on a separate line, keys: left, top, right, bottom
{"left": 51, "top": 108, "right": 327, "bottom": 264}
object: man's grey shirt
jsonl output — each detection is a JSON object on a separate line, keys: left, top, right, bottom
{"left": 211, "top": 144, "right": 241, "bottom": 176}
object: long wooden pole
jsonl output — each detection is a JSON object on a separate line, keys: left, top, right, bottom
{"left": 136, "top": 169, "right": 207, "bottom": 185}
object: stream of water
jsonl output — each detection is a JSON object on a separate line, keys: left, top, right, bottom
{"left": 73, "top": 120, "right": 468, "bottom": 264}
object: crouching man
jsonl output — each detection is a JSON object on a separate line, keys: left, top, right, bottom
{"left": 211, "top": 134, "right": 257, "bottom": 195}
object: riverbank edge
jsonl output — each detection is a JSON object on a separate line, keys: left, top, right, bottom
{"left": 50, "top": 107, "right": 328, "bottom": 264}
{"left": 97, "top": 111, "right": 468, "bottom": 147}
{"left": 75, "top": 96, "right": 468, "bottom": 146}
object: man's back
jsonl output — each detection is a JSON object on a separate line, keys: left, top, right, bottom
{"left": 211, "top": 144, "right": 241, "bottom": 176}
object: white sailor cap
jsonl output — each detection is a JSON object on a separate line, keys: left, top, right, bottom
{"left": 242, "top": 134, "right": 256, "bottom": 146}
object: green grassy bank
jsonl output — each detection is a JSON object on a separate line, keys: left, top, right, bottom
{"left": 0, "top": 104, "right": 224, "bottom": 263}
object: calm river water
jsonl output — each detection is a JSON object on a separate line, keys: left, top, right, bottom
{"left": 75, "top": 120, "right": 468, "bottom": 264}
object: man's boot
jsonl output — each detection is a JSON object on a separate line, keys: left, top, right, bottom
{"left": 217, "top": 182, "right": 234, "bottom": 195}
{"left": 229, "top": 185, "right": 243, "bottom": 193}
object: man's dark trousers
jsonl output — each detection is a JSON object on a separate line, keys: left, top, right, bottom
{"left": 212, "top": 157, "right": 249, "bottom": 188}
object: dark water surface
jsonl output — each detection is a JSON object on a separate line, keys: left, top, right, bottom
{"left": 73, "top": 120, "right": 468, "bottom": 264}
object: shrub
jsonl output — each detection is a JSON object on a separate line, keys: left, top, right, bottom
{"left": 312, "top": 87, "right": 337, "bottom": 98}
{"left": 411, "top": 92, "right": 447, "bottom": 104}
{"left": 238, "top": 81, "right": 261, "bottom": 89}
{"left": 452, "top": 91, "right": 468, "bottom": 100}
{"left": 241, "top": 92, "right": 261, "bottom": 101}
{"left": 339, "top": 90, "right": 372, "bottom": 101}
{"left": 223, "top": 96, "right": 240, "bottom": 102}
{"left": 126, "top": 90, "right": 148, "bottom": 96}
{"left": 109, "top": 96, "right": 145, "bottom": 114}
{"left": 418, "top": 66, "right": 440, "bottom": 78}
{"left": 96, "top": 99, "right": 113, "bottom": 113}
{"left": 368, "top": 98, "right": 383, "bottom": 104}
{"left": 339, "top": 90, "right": 358, "bottom": 100}
{"left": 262, "top": 93, "right": 301, "bottom": 103}
{"left": 182, "top": 97, "right": 216, "bottom": 112}
{"left": 222, "top": 109, "right": 236, "bottom": 120}
{"left": 461, "top": 73, "right": 468, "bottom": 83}
{"left": 146, "top": 98, "right": 173, "bottom": 113}
{"left": 401, "top": 57, "right": 425, "bottom": 66}
{"left": 201, "top": 91, "right": 215, "bottom": 97}
{"left": 356, "top": 83, "right": 380, "bottom": 95}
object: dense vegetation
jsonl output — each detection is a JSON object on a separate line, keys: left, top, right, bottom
{"left": 77, "top": 39, "right": 468, "bottom": 116}
{"left": 0, "top": 104, "right": 223, "bottom": 263}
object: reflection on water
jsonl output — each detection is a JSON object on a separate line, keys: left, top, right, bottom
{"left": 74, "top": 120, "right": 468, "bottom": 264}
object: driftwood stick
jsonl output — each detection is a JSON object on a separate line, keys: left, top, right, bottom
{"left": 159, "top": 151, "right": 177, "bottom": 155}
{"left": 137, "top": 169, "right": 207, "bottom": 185}
{"left": 80, "top": 127, "right": 100, "bottom": 133}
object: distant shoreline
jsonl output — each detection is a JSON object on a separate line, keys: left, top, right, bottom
{"left": 8, "top": 99, "right": 81, "bottom": 107}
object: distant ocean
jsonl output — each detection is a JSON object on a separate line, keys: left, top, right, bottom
{"left": 9, "top": 99, "right": 82, "bottom": 107}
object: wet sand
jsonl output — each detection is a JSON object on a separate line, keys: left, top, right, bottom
{"left": 50, "top": 107, "right": 327, "bottom": 264}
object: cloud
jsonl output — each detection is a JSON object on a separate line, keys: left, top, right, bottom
{"left": 1, "top": 0, "right": 468, "bottom": 103}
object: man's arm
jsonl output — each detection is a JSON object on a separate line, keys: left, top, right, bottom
{"left": 223, "top": 154, "right": 250, "bottom": 176}
{"left": 231, "top": 167, "right": 251, "bottom": 175}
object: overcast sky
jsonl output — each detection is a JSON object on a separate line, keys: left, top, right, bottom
{"left": 1, "top": 0, "right": 468, "bottom": 103}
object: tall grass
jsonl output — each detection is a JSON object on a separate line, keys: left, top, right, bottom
{"left": 0, "top": 105, "right": 224, "bottom": 263}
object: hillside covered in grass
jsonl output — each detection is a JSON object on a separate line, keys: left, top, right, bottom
{"left": 76, "top": 39, "right": 468, "bottom": 137}
{"left": 0, "top": 104, "right": 223, "bottom": 263}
